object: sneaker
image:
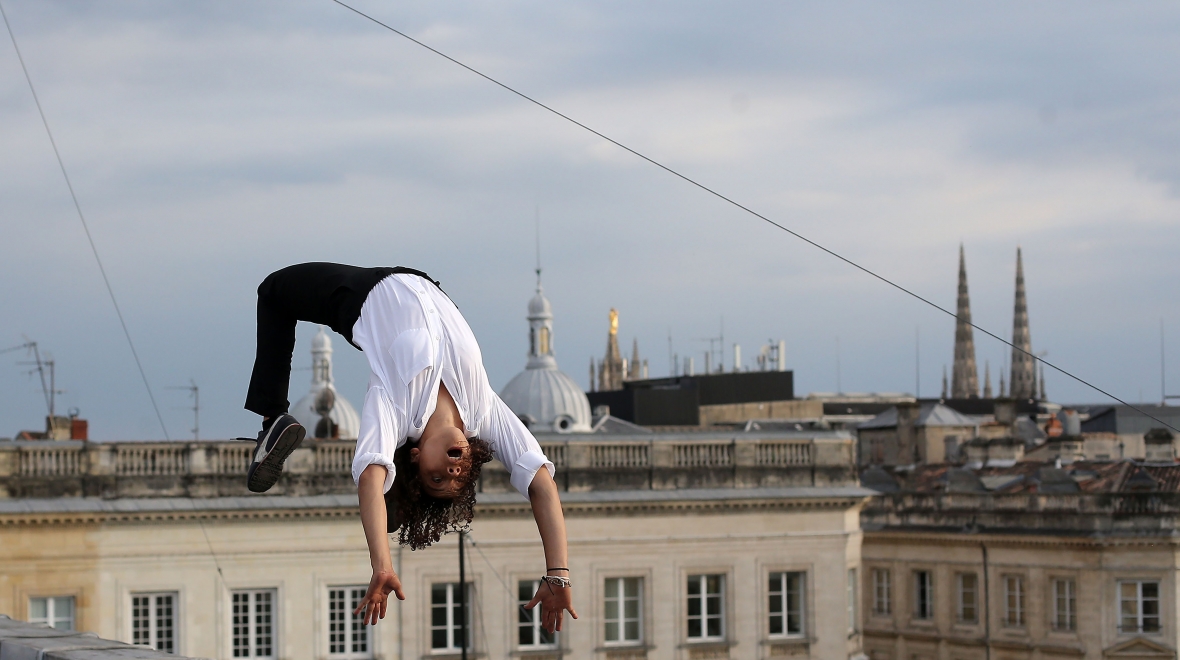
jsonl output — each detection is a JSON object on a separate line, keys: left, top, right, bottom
{"left": 243, "top": 414, "right": 306, "bottom": 493}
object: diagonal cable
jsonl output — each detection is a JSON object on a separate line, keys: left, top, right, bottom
{"left": 1, "top": 0, "right": 170, "bottom": 439}
{"left": 466, "top": 534, "right": 534, "bottom": 621}
{"left": 330, "top": 0, "right": 1177, "bottom": 433}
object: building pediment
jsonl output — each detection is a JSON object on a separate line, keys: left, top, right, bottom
{"left": 1104, "top": 637, "right": 1176, "bottom": 659}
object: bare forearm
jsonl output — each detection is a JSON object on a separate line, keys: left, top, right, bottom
{"left": 528, "top": 469, "right": 568, "bottom": 571}
{"left": 358, "top": 465, "right": 393, "bottom": 572}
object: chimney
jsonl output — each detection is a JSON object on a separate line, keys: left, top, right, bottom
{"left": 1058, "top": 409, "right": 1081, "bottom": 437}
{"left": 70, "top": 418, "right": 88, "bottom": 441}
{"left": 994, "top": 398, "right": 1016, "bottom": 426}
{"left": 896, "top": 402, "right": 921, "bottom": 464}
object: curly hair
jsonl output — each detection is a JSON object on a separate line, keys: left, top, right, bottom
{"left": 384, "top": 437, "right": 495, "bottom": 550}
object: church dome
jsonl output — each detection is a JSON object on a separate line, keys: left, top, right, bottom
{"left": 499, "top": 277, "right": 592, "bottom": 433}
{"left": 500, "top": 368, "right": 592, "bottom": 433}
{"left": 290, "top": 327, "right": 360, "bottom": 440}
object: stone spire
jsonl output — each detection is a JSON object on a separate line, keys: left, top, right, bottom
{"left": 598, "top": 309, "right": 625, "bottom": 391}
{"left": 1009, "top": 248, "right": 1035, "bottom": 399}
{"left": 628, "top": 338, "right": 641, "bottom": 381}
{"left": 983, "top": 361, "right": 993, "bottom": 399}
{"left": 951, "top": 245, "right": 980, "bottom": 398}
{"left": 942, "top": 366, "right": 948, "bottom": 399}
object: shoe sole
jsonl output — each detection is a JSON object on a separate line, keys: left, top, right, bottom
{"left": 247, "top": 422, "right": 306, "bottom": 493}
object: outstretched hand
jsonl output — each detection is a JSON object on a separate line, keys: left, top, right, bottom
{"left": 525, "top": 580, "right": 578, "bottom": 633}
{"left": 354, "top": 569, "right": 405, "bottom": 625}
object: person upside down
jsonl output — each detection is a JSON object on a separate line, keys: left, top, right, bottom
{"left": 241, "top": 263, "right": 576, "bottom": 631}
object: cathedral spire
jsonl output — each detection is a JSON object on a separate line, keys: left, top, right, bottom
{"left": 1009, "top": 247, "right": 1035, "bottom": 399}
{"left": 951, "top": 245, "right": 980, "bottom": 398}
{"left": 598, "top": 309, "right": 625, "bottom": 390}
{"left": 983, "top": 360, "right": 993, "bottom": 399}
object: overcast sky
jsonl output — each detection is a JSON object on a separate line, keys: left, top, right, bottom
{"left": 1, "top": 1, "right": 1178, "bottom": 440}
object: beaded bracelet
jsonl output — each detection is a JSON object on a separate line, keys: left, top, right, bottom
{"left": 541, "top": 575, "right": 572, "bottom": 589}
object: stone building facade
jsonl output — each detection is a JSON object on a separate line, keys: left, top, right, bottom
{"left": 0, "top": 430, "right": 870, "bottom": 660}
{"left": 860, "top": 461, "right": 1180, "bottom": 660}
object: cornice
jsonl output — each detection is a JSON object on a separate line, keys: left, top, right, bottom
{"left": 0, "top": 506, "right": 361, "bottom": 528}
{"left": 0, "top": 493, "right": 868, "bottom": 528}
{"left": 864, "top": 528, "right": 1180, "bottom": 549}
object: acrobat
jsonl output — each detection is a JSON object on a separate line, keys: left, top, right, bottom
{"left": 241, "top": 263, "right": 576, "bottom": 630}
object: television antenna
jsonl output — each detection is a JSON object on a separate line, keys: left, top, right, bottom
{"left": 3, "top": 339, "right": 59, "bottom": 419}
{"left": 167, "top": 380, "right": 200, "bottom": 441}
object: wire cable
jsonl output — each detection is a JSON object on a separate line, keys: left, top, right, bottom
{"left": 466, "top": 534, "right": 536, "bottom": 623}
{"left": 330, "top": 0, "right": 1177, "bottom": 433}
{"left": 1, "top": 0, "right": 170, "bottom": 439}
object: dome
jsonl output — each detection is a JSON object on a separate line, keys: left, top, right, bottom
{"left": 289, "top": 327, "right": 360, "bottom": 440}
{"left": 311, "top": 330, "right": 331, "bottom": 351}
{"left": 291, "top": 385, "right": 360, "bottom": 440}
{"left": 500, "top": 275, "right": 592, "bottom": 433}
{"left": 528, "top": 288, "right": 552, "bottom": 318}
{"left": 500, "top": 367, "right": 592, "bottom": 433}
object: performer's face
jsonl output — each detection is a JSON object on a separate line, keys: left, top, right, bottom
{"left": 410, "top": 428, "right": 470, "bottom": 499}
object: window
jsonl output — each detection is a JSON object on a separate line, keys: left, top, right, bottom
{"left": 956, "top": 574, "right": 978, "bottom": 624}
{"left": 29, "top": 596, "right": 74, "bottom": 630}
{"left": 686, "top": 574, "right": 725, "bottom": 641}
{"left": 232, "top": 589, "right": 275, "bottom": 658}
{"left": 768, "top": 572, "right": 804, "bottom": 638}
{"left": 604, "top": 577, "right": 642, "bottom": 645}
{"left": 132, "top": 592, "right": 177, "bottom": 652}
{"left": 518, "top": 580, "right": 556, "bottom": 649}
{"left": 1052, "top": 579, "right": 1076, "bottom": 632}
{"left": 1119, "top": 581, "right": 1160, "bottom": 634}
{"left": 1003, "top": 576, "right": 1025, "bottom": 627}
{"left": 912, "top": 571, "right": 933, "bottom": 620}
{"left": 328, "top": 587, "right": 371, "bottom": 658}
{"left": 847, "top": 568, "right": 858, "bottom": 633}
{"left": 872, "top": 569, "right": 891, "bottom": 616}
{"left": 431, "top": 583, "right": 472, "bottom": 652}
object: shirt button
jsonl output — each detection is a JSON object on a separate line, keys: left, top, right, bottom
{"left": 434, "top": 335, "right": 440, "bottom": 340}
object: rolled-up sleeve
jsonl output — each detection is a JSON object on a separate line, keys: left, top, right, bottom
{"left": 352, "top": 383, "right": 403, "bottom": 494}
{"left": 483, "top": 396, "right": 555, "bottom": 499}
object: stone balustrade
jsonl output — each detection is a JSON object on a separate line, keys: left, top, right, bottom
{"left": 0, "top": 430, "right": 857, "bottom": 499}
{"left": 863, "top": 489, "right": 1180, "bottom": 533}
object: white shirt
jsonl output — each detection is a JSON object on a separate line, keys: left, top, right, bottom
{"left": 350, "top": 273, "right": 554, "bottom": 498}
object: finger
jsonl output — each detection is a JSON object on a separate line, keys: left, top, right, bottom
{"left": 525, "top": 594, "right": 541, "bottom": 610}
{"left": 381, "top": 596, "right": 388, "bottom": 619}
{"left": 568, "top": 604, "right": 579, "bottom": 619}
{"left": 353, "top": 601, "right": 364, "bottom": 617}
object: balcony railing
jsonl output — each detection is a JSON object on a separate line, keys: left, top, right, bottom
{"left": 0, "top": 433, "right": 856, "bottom": 499}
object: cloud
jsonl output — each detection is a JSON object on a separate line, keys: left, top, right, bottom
{"left": 0, "top": 0, "right": 1178, "bottom": 438}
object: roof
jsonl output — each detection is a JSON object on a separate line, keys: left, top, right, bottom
{"left": 883, "top": 460, "right": 1177, "bottom": 495}
{"left": 1078, "top": 404, "right": 1180, "bottom": 435}
{"left": 858, "top": 403, "right": 980, "bottom": 430}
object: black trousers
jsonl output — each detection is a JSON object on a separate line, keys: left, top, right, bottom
{"left": 243, "top": 263, "right": 440, "bottom": 417}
